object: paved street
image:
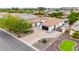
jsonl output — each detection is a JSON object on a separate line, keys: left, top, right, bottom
{"left": 0, "top": 29, "right": 35, "bottom": 51}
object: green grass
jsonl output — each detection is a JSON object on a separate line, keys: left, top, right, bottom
{"left": 59, "top": 40, "right": 77, "bottom": 51}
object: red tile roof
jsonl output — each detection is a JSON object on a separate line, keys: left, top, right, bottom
{"left": 42, "top": 17, "right": 64, "bottom": 26}
{"left": 32, "top": 18, "right": 41, "bottom": 23}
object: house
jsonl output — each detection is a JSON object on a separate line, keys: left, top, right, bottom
{"left": 69, "top": 20, "right": 79, "bottom": 35}
{"left": 40, "top": 17, "right": 68, "bottom": 32}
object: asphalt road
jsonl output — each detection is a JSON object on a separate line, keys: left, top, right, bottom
{"left": 0, "top": 29, "right": 35, "bottom": 51}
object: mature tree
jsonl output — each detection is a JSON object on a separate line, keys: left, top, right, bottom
{"left": 0, "top": 14, "right": 32, "bottom": 33}
{"left": 68, "top": 11, "right": 79, "bottom": 25}
{"left": 48, "top": 11, "right": 63, "bottom": 18}
{"left": 34, "top": 7, "right": 46, "bottom": 15}
{"left": 37, "top": 7, "right": 46, "bottom": 11}
{"left": 0, "top": 8, "right": 34, "bottom": 13}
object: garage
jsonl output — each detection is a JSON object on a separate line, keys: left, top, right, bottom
{"left": 42, "top": 26, "right": 48, "bottom": 31}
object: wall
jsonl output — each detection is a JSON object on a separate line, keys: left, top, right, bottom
{"left": 57, "top": 21, "right": 64, "bottom": 27}
{"left": 48, "top": 26, "right": 54, "bottom": 32}
{"left": 32, "top": 22, "right": 41, "bottom": 27}
{"left": 69, "top": 30, "right": 75, "bottom": 35}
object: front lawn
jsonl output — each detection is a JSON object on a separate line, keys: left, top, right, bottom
{"left": 59, "top": 40, "right": 77, "bottom": 51}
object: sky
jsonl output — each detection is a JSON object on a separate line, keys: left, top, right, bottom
{"left": 0, "top": 0, "right": 79, "bottom": 8}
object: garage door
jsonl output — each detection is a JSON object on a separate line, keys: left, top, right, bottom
{"left": 42, "top": 26, "right": 48, "bottom": 31}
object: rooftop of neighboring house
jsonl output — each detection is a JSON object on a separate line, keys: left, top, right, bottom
{"left": 0, "top": 12, "right": 8, "bottom": 18}
{"left": 63, "top": 11, "right": 70, "bottom": 15}
{"left": 10, "top": 13, "right": 39, "bottom": 19}
{"left": 41, "top": 17, "right": 65, "bottom": 27}
{"left": 70, "top": 20, "right": 79, "bottom": 31}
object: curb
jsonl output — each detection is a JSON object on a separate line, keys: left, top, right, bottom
{"left": 0, "top": 28, "right": 40, "bottom": 51}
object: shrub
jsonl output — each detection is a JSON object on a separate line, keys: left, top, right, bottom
{"left": 72, "top": 31, "right": 79, "bottom": 39}
{"left": 42, "top": 39, "right": 47, "bottom": 44}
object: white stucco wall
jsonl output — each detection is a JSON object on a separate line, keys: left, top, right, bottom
{"left": 62, "top": 28, "right": 66, "bottom": 33}
{"left": 32, "top": 22, "right": 41, "bottom": 27}
{"left": 55, "top": 24, "right": 58, "bottom": 28}
{"left": 32, "top": 23, "right": 35, "bottom": 27}
{"left": 58, "top": 21, "right": 64, "bottom": 27}
{"left": 69, "top": 30, "right": 75, "bottom": 35}
{"left": 39, "top": 25, "right": 42, "bottom": 29}
{"left": 36, "top": 22, "right": 41, "bottom": 26}
{"left": 48, "top": 26, "right": 54, "bottom": 32}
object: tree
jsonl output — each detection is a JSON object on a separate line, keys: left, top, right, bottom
{"left": 37, "top": 7, "right": 46, "bottom": 11}
{"left": 34, "top": 7, "right": 46, "bottom": 15}
{"left": 0, "top": 8, "right": 34, "bottom": 13}
{"left": 68, "top": 11, "right": 79, "bottom": 25}
{"left": 72, "top": 31, "right": 79, "bottom": 39}
{"left": 49, "top": 11, "right": 63, "bottom": 18}
{"left": 0, "top": 14, "right": 32, "bottom": 33}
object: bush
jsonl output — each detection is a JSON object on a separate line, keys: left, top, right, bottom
{"left": 42, "top": 39, "right": 47, "bottom": 44}
{"left": 48, "top": 12, "right": 63, "bottom": 18}
{"left": 72, "top": 32, "right": 79, "bottom": 39}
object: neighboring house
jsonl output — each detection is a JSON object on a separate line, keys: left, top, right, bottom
{"left": 0, "top": 12, "right": 8, "bottom": 18}
{"left": 18, "top": 13, "right": 39, "bottom": 19}
{"left": 61, "top": 11, "right": 70, "bottom": 19}
{"left": 10, "top": 13, "right": 39, "bottom": 19}
{"left": 69, "top": 20, "right": 79, "bottom": 35}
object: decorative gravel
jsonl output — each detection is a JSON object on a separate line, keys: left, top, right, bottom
{"left": 32, "top": 38, "right": 57, "bottom": 51}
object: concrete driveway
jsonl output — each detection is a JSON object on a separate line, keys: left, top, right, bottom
{"left": 21, "top": 28, "right": 62, "bottom": 45}
{"left": 0, "top": 29, "right": 35, "bottom": 51}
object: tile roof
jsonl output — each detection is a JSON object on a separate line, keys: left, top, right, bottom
{"left": 42, "top": 17, "right": 64, "bottom": 26}
{"left": 31, "top": 18, "right": 41, "bottom": 23}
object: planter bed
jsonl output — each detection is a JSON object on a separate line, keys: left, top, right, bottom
{"left": 32, "top": 38, "right": 57, "bottom": 51}
{"left": 4, "top": 28, "right": 34, "bottom": 38}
